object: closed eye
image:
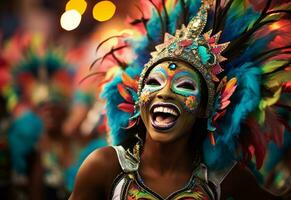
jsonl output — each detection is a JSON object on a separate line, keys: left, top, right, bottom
{"left": 145, "top": 78, "right": 161, "bottom": 86}
{"left": 176, "top": 81, "right": 195, "bottom": 90}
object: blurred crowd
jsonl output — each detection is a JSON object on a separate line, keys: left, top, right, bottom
{"left": 0, "top": 0, "right": 290, "bottom": 200}
{"left": 0, "top": 1, "right": 132, "bottom": 199}
{"left": 0, "top": 32, "right": 110, "bottom": 199}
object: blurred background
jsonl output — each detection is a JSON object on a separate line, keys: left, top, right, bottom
{"left": 0, "top": 0, "right": 139, "bottom": 199}
{"left": 0, "top": 0, "right": 290, "bottom": 199}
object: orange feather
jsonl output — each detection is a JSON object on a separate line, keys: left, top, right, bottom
{"left": 121, "top": 72, "right": 138, "bottom": 91}
{"left": 117, "top": 83, "right": 133, "bottom": 103}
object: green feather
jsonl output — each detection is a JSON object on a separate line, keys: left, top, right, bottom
{"left": 262, "top": 60, "right": 289, "bottom": 74}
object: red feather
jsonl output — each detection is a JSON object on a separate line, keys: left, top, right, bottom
{"left": 282, "top": 81, "right": 291, "bottom": 93}
{"left": 244, "top": 117, "right": 267, "bottom": 169}
{"left": 208, "top": 132, "right": 216, "bottom": 146}
{"left": 117, "top": 83, "right": 133, "bottom": 103}
{"left": 264, "top": 108, "right": 285, "bottom": 146}
{"left": 220, "top": 100, "right": 231, "bottom": 110}
{"left": 118, "top": 102, "right": 135, "bottom": 113}
{"left": 125, "top": 119, "right": 138, "bottom": 129}
{"left": 213, "top": 110, "right": 227, "bottom": 123}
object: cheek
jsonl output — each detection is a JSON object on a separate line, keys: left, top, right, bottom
{"left": 183, "top": 94, "right": 201, "bottom": 112}
{"left": 139, "top": 89, "right": 152, "bottom": 106}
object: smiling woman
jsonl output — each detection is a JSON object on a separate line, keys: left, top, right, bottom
{"left": 69, "top": 0, "right": 291, "bottom": 199}
{"left": 140, "top": 61, "right": 203, "bottom": 143}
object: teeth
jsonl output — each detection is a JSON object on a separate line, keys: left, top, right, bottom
{"left": 153, "top": 106, "right": 178, "bottom": 116}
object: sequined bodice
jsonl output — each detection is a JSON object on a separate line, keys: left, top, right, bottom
{"left": 111, "top": 170, "right": 214, "bottom": 200}
{"left": 109, "top": 145, "right": 225, "bottom": 200}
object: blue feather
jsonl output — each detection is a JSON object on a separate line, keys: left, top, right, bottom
{"left": 204, "top": 63, "right": 262, "bottom": 169}
{"left": 186, "top": 0, "right": 201, "bottom": 22}
{"left": 168, "top": 0, "right": 201, "bottom": 34}
{"left": 225, "top": 34, "right": 275, "bottom": 73}
{"left": 8, "top": 111, "right": 44, "bottom": 174}
{"left": 221, "top": 0, "right": 260, "bottom": 42}
{"left": 101, "top": 66, "right": 142, "bottom": 145}
{"left": 146, "top": 8, "right": 163, "bottom": 44}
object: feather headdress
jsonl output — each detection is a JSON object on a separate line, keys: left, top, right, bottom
{"left": 95, "top": 0, "right": 291, "bottom": 170}
{"left": 5, "top": 34, "right": 75, "bottom": 110}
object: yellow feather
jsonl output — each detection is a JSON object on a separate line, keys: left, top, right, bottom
{"left": 166, "top": 0, "right": 175, "bottom": 12}
{"left": 259, "top": 87, "right": 282, "bottom": 110}
{"left": 264, "top": 71, "right": 291, "bottom": 88}
{"left": 262, "top": 60, "right": 288, "bottom": 74}
{"left": 225, "top": 77, "right": 237, "bottom": 91}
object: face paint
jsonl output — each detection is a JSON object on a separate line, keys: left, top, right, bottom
{"left": 139, "top": 89, "right": 151, "bottom": 106}
{"left": 171, "top": 70, "right": 201, "bottom": 112}
{"left": 143, "top": 62, "right": 201, "bottom": 112}
{"left": 140, "top": 61, "right": 203, "bottom": 143}
{"left": 143, "top": 65, "right": 167, "bottom": 93}
{"left": 184, "top": 95, "right": 199, "bottom": 112}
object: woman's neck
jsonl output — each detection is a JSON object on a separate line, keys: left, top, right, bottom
{"left": 140, "top": 133, "right": 196, "bottom": 175}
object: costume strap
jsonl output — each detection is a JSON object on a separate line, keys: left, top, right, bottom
{"left": 112, "top": 145, "right": 139, "bottom": 173}
{"left": 208, "top": 161, "right": 237, "bottom": 199}
{"left": 195, "top": 163, "right": 209, "bottom": 182}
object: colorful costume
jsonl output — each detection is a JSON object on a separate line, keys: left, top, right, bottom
{"left": 110, "top": 145, "right": 235, "bottom": 200}
{"left": 92, "top": 0, "right": 290, "bottom": 198}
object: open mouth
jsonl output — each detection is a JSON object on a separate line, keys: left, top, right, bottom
{"left": 150, "top": 102, "right": 181, "bottom": 131}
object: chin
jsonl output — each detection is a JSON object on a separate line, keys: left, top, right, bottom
{"left": 147, "top": 125, "right": 183, "bottom": 143}
{"left": 148, "top": 132, "right": 176, "bottom": 143}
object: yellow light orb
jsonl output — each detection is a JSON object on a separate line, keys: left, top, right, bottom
{"left": 66, "top": 0, "right": 87, "bottom": 15}
{"left": 92, "top": 1, "right": 116, "bottom": 22}
{"left": 60, "top": 9, "right": 82, "bottom": 31}
{"left": 270, "top": 22, "right": 281, "bottom": 30}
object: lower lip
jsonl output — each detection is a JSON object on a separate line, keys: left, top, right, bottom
{"left": 150, "top": 116, "right": 178, "bottom": 132}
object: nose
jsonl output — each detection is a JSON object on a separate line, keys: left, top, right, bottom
{"left": 156, "top": 83, "right": 175, "bottom": 100}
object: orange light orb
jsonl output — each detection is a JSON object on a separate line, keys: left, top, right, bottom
{"left": 93, "top": 1, "right": 116, "bottom": 22}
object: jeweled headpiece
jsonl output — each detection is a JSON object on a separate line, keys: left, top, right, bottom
{"left": 100, "top": 0, "right": 291, "bottom": 171}
{"left": 137, "top": 1, "right": 229, "bottom": 117}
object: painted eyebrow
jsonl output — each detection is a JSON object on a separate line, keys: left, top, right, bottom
{"left": 149, "top": 65, "right": 167, "bottom": 77}
{"left": 172, "top": 71, "right": 198, "bottom": 81}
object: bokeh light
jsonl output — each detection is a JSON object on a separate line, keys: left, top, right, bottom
{"left": 60, "top": 9, "right": 82, "bottom": 31}
{"left": 66, "top": 0, "right": 87, "bottom": 15}
{"left": 270, "top": 22, "right": 282, "bottom": 30}
{"left": 92, "top": 1, "right": 116, "bottom": 22}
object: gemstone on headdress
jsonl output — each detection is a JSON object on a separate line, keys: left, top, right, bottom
{"left": 164, "top": 33, "right": 175, "bottom": 42}
{"left": 212, "top": 64, "right": 224, "bottom": 75}
{"left": 174, "top": 47, "right": 183, "bottom": 56}
{"left": 198, "top": 46, "right": 211, "bottom": 65}
{"left": 169, "top": 63, "right": 177, "bottom": 70}
{"left": 150, "top": 51, "right": 158, "bottom": 57}
{"left": 139, "top": 0, "right": 230, "bottom": 117}
{"left": 178, "top": 39, "right": 193, "bottom": 47}
{"left": 155, "top": 43, "right": 167, "bottom": 52}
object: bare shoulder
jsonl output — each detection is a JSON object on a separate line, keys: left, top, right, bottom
{"left": 69, "top": 146, "right": 121, "bottom": 200}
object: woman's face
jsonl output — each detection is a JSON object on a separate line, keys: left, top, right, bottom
{"left": 140, "top": 60, "right": 203, "bottom": 143}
